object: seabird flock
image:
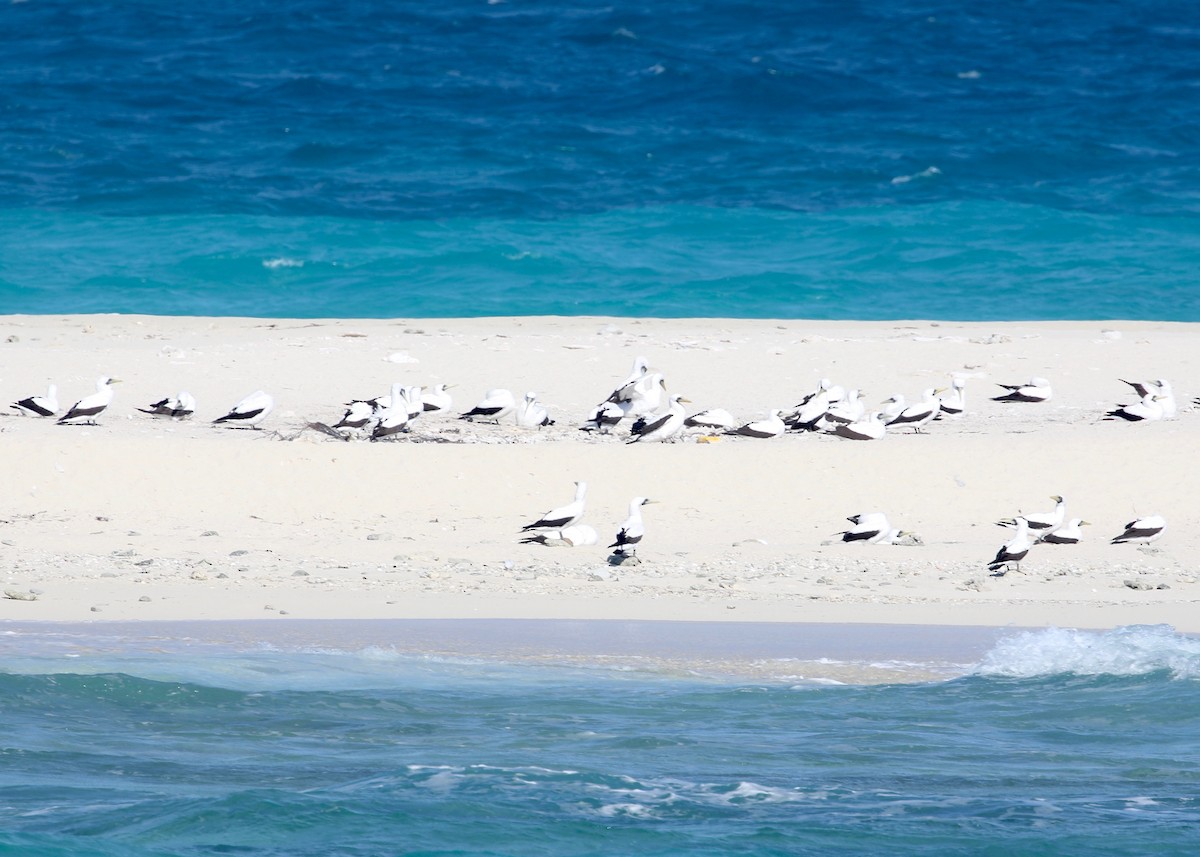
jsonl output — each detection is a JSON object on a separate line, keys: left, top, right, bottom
{"left": 6, "top": 356, "right": 1184, "bottom": 574}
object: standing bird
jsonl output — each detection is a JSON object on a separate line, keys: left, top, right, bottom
{"left": 886, "top": 388, "right": 942, "bottom": 433}
{"left": 58, "top": 377, "right": 119, "bottom": 425}
{"left": 1111, "top": 515, "right": 1167, "bottom": 545}
{"left": 515, "top": 392, "right": 554, "bottom": 428}
{"left": 520, "top": 481, "right": 588, "bottom": 532}
{"left": 1038, "top": 518, "right": 1090, "bottom": 545}
{"left": 460, "top": 388, "right": 516, "bottom": 423}
{"left": 993, "top": 377, "right": 1052, "bottom": 403}
{"left": 371, "top": 383, "right": 410, "bottom": 440}
{"left": 988, "top": 517, "right": 1033, "bottom": 575}
{"left": 605, "top": 356, "right": 651, "bottom": 405}
{"left": 725, "top": 409, "right": 785, "bottom": 439}
{"left": 11, "top": 384, "right": 58, "bottom": 417}
{"left": 610, "top": 496, "right": 655, "bottom": 555}
{"left": 627, "top": 395, "right": 689, "bottom": 444}
{"left": 138, "top": 391, "right": 196, "bottom": 419}
{"left": 213, "top": 390, "right": 274, "bottom": 429}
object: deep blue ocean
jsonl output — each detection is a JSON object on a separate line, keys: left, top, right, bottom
{"left": 2, "top": 0, "right": 1199, "bottom": 319}
{"left": 2, "top": 622, "right": 1199, "bottom": 856}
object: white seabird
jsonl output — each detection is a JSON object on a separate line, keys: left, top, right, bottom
{"left": 520, "top": 481, "right": 588, "bottom": 532}
{"left": 627, "top": 395, "right": 689, "bottom": 444}
{"left": 1119, "top": 379, "right": 1176, "bottom": 419}
{"left": 1111, "top": 515, "right": 1166, "bottom": 545}
{"left": 606, "top": 356, "right": 651, "bottom": 404}
{"left": 515, "top": 391, "right": 554, "bottom": 428}
{"left": 999, "top": 495, "right": 1066, "bottom": 533}
{"left": 11, "top": 384, "right": 58, "bottom": 417}
{"left": 619, "top": 372, "right": 667, "bottom": 419}
{"left": 993, "top": 377, "right": 1052, "bottom": 403}
{"left": 988, "top": 516, "right": 1033, "bottom": 575}
{"left": 402, "top": 385, "right": 424, "bottom": 422}
{"left": 879, "top": 394, "right": 907, "bottom": 423}
{"left": 138, "top": 391, "right": 196, "bottom": 419}
{"left": 1104, "top": 393, "right": 1165, "bottom": 422}
{"left": 581, "top": 401, "right": 625, "bottom": 434}
{"left": 1038, "top": 518, "right": 1090, "bottom": 545}
{"left": 371, "top": 383, "right": 410, "bottom": 440}
{"left": 936, "top": 377, "right": 968, "bottom": 418}
{"left": 886, "top": 388, "right": 941, "bottom": 433}
{"left": 822, "top": 389, "right": 866, "bottom": 428}
{"left": 58, "top": 377, "right": 119, "bottom": 425}
{"left": 839, "top": 512, "right": 891, "bottom": 543}
{"left": 519, "top": 524, "right": 599, "bottom": 548}
{"left": 460, "top": 388, "right": 516, "bottom": 423}
{"left": 684, "top": 408, "right": 738, "bottom": 431}
{"left": 420, "top": 383, "right": 454, "bottom": 414}
{"left": 334, "top": 399, "right": 376, "bottom": 430}
{"left": 213, "top": 390, "right": 274, "bottom": 429}
{"left": 609, "top": 496, "right": 654, "bottom": 554}
{"left": 725, "top": 409, "right": 785, "bottom": 439}
{"left": 787, "top": 388, "right": 840, "bottom": 432}
{"left": 834, "top": 411, "right": 886, "bottom": 441}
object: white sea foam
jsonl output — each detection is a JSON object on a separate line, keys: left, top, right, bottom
{"left": 891, "top": 166, "right": 942, "bottom": 185}
{"left": 973, "top": 625, "right": 1200, "bottom": 679}
{"left": 262, "top": 257, "right": 304, "bottom": 269}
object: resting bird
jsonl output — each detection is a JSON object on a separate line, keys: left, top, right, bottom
{"left": 521, "top": 481, "right": 587, "bottom": 531}
{"left": 1038, "top": 518, "right": 1090, "bottom": 545}
{"left": 839, "top": 512, "right": 891, "bottom": 543}
{"left": 1111, "top": 515, "right": 1166, "bottom": 544}
{"left": 138, "top": 391, "right": 196, "bottom": 419}
{"left": 460, "top": 388, "right": 516, "bottom": 423}
{"left": 936, "top": 377, "right": 968, "bottom": 418}
{"left": 580, "top": 401, "right": 625, "bottom": 434}
{"left": 1119, "top": 379, "right": 1175, "bottom": 419}
{"left": 515, "top": 391, "right": 553, "bottom": 428}
{"left": 684, "top": 408, "right": 738, "bottom": 431}
{"left": 834, "top": 411, "right": 886, "bottom": 441}
{"left": 420, "top": 383, "right": 454, "bottom": 414}
{"left": 334, "top": 399, "right": 376, "bottom": 430}
{"left": 11, "top": 384, "right": 58, "bottom": 417}
{"left": 213, "top": 390, "right": 274, "bottom": 429}
{"left": 1104, "top": 394, "right": 1165, "bottom": 422}
{"left": 998, "top": 495, "right": 1065, "bottom": 533}
{"left": 58, "top": 377, "right": 119, "bottom": 425}
{"left": 993, "top": 377, "right": 1052, "bottom": 403}
{"left": 988, "top": 517, "right": 1033, "bottom": 575}
{"left": 610, "top": 496, "right": 654, "bottom": 555}
{"left": 725, "top": 409, "right": 785, "bottom": 439}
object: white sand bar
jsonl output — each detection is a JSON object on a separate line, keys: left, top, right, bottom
{"left": 0, "top": 315, "right": 1196, "bottom": 630}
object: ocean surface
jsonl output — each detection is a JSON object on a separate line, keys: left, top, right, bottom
{"left": 1, "top": 621, "right": 1198, "bottom": 856}
{"left": 2, "top": 0, "right": 1199, "bottom": 320}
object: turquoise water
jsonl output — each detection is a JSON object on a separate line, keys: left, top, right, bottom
{"left": 2, "top": 622, "right": 1198, "bottom": 856}
{"left": 4, "top": 0, "right": 1200, "bottom": 319}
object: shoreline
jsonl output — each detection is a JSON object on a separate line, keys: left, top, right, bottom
{"left": 1, "top": 314, "right": 1196, "bottom": 631}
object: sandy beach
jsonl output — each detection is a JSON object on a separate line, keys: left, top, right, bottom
{"left": 0, "top": 314, "right": 1196, "bottom": 631}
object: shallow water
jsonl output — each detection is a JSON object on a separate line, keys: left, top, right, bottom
{"left": 2, "top": 621, "right": 1198, "bottom": 856}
